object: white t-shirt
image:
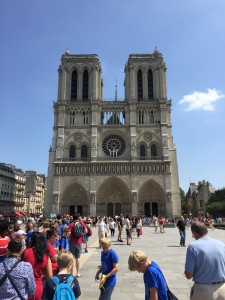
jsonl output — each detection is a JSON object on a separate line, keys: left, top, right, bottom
{"left": 98, "top": 221, "right": 106, "bottom": 233}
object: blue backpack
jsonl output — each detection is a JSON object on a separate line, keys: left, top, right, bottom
{"left": 52, "top": 276, "right": 76, "bottom": 300}
{"left": 73, "top": 221, "right": 83, "bottom": 237}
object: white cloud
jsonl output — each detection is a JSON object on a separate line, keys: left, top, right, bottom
{"left": 178, "top": 88, "right": 224, "bottom": 111}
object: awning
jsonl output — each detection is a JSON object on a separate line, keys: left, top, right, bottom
{"left": 15, "top": 212, "right": 23, "bottom": 217}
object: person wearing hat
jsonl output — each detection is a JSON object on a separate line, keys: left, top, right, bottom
{"left": 13, "top": 230, "right": 26, "bottom": 251}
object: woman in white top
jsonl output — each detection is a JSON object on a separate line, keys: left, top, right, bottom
{"left": 108, "top": 218, "right": 116, "bottom": 237}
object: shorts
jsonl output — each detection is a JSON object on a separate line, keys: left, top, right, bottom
{"left": 98, "top": 232, "right": 105, "bottom": 240}
{"left": 69, "top": 242, "right": 82, "bottom": 259}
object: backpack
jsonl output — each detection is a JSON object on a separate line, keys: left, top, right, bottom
{"left": 87, "top": 226, "right": 92, "bottom": 236}
{"left": 73, "top": 221, "right": 83, "bottom": 237}
{"left": 52, "top": 276, "right": 76, "bottom": 300}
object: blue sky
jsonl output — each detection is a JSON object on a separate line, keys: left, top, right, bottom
{"left": 0, "top": 0, "right": 225, "bottom": 193}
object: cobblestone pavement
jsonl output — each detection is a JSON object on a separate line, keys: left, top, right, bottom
{"left": 77, "top": 225, "right": 225, "bottom": 300}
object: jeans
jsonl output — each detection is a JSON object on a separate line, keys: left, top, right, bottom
{"left": 179, "top": 229, "right": 186, "bottom": 245}
{"left": 99, "top": 285, "right": 115, "bottom": 300}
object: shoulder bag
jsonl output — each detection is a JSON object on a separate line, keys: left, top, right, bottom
{"left": 153, "top": 264, "right": 179, "bottom": 300}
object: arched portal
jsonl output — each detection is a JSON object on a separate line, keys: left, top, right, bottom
{"left": 60, "top": 182, "right": 89, "bottom": 215}
{"left": 139, "top": 180, "right": 165, "bottom": 216}
{"left": 97, "top": 177, "right": 131, "bottom": 216}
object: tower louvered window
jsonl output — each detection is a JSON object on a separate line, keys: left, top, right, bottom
{"left": 71, "top": 70, "right": 77, "bottom": 101}
{"left": 137, "top": 69, "right": 143, "bottom": 100}
{"left": 148, "top": 69, "right": 153, "bottom": 99}
{"left": 83, "top": 70, "right": 89, "bottom": 101}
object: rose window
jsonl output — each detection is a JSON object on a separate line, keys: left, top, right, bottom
{"left": 102, "top": 135, "right": 125, "bottom": 157}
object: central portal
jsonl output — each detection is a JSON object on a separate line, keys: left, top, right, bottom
{"left": 97, "top": 176, "right": 131, "bottom": 216}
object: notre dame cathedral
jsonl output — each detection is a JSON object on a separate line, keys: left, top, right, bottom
{"left": 45, "top": 49, "right": 181, "bottom": 217}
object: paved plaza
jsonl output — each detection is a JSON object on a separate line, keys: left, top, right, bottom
{"left": 78, "top": 225, "right": 225, "bottom": 300}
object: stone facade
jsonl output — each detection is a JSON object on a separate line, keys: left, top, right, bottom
{"left": 187, "top": 180, "right": 216, "bottom": 216}
{"left": 46, "top": 49, "right": 181, "bottom": 217}
{"left": 0, "top": 163, "right": 46, "bottom": 216}
{"left": 0, "top": 163, "right": 26, "bottom": 215}
{"left": 25, "top": 171, "right": 46, "bottom": 215}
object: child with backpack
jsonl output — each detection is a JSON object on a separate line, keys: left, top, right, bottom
{"left": 42, "top": 250, "right": 81, "bottom": 300}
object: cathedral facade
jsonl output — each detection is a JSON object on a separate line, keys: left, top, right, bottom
{"left": 46, "top": 49, "right": 181, "bottom": 217}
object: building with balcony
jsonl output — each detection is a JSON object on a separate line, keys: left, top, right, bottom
{"left": 0, "top": 163, "right": 16, "bottom": 214}
{"left": 25, "top": 171, "right": 46, "bottom": 215}
{"left": 186, "top": 180, "right": 216, "bottom": 216}
{"left": 46, "top": 49, "right": 181, "bottom": 217}
{"left": 0, "top": 163, "right": 26, "bottom": 216}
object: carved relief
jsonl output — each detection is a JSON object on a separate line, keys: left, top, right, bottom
{"left": 74, "top": 133, "right": 82, "bottom": 143}
{"left": 144, "top": 132, "right": 153, "bottom": 142}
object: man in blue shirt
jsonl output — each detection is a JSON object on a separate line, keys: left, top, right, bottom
{"left": 185, "top": 221, "right": 225, "bottom": 300}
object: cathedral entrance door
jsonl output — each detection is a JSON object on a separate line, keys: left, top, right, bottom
{"left": 77, "top": 205, "right": 83, "bottom": 216}
{"left": 115, "top": 203, "right": 121, "bottom": 216}
{"left": 152, "top": 202, "right": 158, "bottom": 216}
{"left": 70, "top": 205, "right": 75, "bottom": 216}
{"left": 107, "top": 203, "right": 113, "bottom": 217}
{"left": 144, "top": 203, "right": 151, "bottom": 216}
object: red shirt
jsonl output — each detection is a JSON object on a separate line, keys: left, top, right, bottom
{"left": 46, "top": 243, "right": 58, "bottom": 275}
{"left": 0, "top": 235, "right": 10, "bottom": 257}
{"left": 69, "top": 221, "right": 86, "bottom": 244}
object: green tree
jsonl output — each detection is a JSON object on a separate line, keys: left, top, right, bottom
{"left": 180, "top": 187, "right": 187, "bottom": 214}
{"left": 206, "top": 188, "right": 225, "bottom": 217}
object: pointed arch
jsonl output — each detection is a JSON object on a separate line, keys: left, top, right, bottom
{"left": 81, "top": 144, "right": 88, "bottom": 161}
{"left": 69, "top": 145, "right": 76, "bottom": 161}
{"left": 138, "top": 179, "right": 166, "bottom": 216}
{"left": 97, "top": 176, "right": 132, "bottom": 216}
{"left": 140, "top": 144, "right": 146, "bottom": 160}
{"left": 60, "top": 182, "right": 89, "bottom": 215}
{"left": 151, "top": 144, "right": 157, "bottom": 158}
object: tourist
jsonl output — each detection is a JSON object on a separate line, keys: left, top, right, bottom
{"left": 184, "top": 221, "right": 225, "bottom": 300}
{"left": 117, "top": 217, "right": 124, "bottom": 242}
{"left": 108, "top": 217, "right": 116, "bottom": 237}
{"left": 128, "top": 250, "right": 168, "bottom": 300}
{"left": 97, "top": 217, "right": 108, "bottom": 247}
{"left": 0, "top": 239, "right": 36, "bottom": 299}
{"left": 69, "top": 215, "right": 87, "bottom": 278}
{"left": 95, "top": 238, "right": 119, "bottom": 300}
{"left": 124, "top": 215, "right": 131, "bottom": 245}
{"left": 0, "top": 222, "right": 10, "bottom": 263}
{"left": 42, "top": 250, "right": 81, "bottom": 300}
{"left": 22, "top": 232, "right": 52, "bottom": 300}
{"left": 176, "top": 216, "right": 187, "bottom": 247}
{"left": 46, "top": 229, "right": 59, "bottom": 276}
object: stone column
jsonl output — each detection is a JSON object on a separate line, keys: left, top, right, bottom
{"left": 90, "top": 192, "right": 97, "bottom": 216}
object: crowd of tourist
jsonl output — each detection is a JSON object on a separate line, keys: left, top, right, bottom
{"left": 0, "top": 213, "right": 225, "bottom": 300}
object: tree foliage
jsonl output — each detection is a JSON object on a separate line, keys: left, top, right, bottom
{"left": 206, "top": 188, "right": 225, "bottom": 217}
{"left": 180, "top": 187, "right": 187, "bottom": 214}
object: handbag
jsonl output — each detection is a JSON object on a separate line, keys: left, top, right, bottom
{"left": 167, "top": 288, "right": 179, "bottom": 300}
{"left": 154, "top": 264, "right": 179, "bottom": 300}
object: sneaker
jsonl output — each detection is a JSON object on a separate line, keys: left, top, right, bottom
{"left": 85, "top": 249, "right": 88, "bottom": 253}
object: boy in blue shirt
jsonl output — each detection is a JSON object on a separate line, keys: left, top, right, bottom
{"left": 128, "top": 250, "right": 168, "bottom": 300}
{"left": 95, "top": 237, "right": 119, "bottom": 300}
